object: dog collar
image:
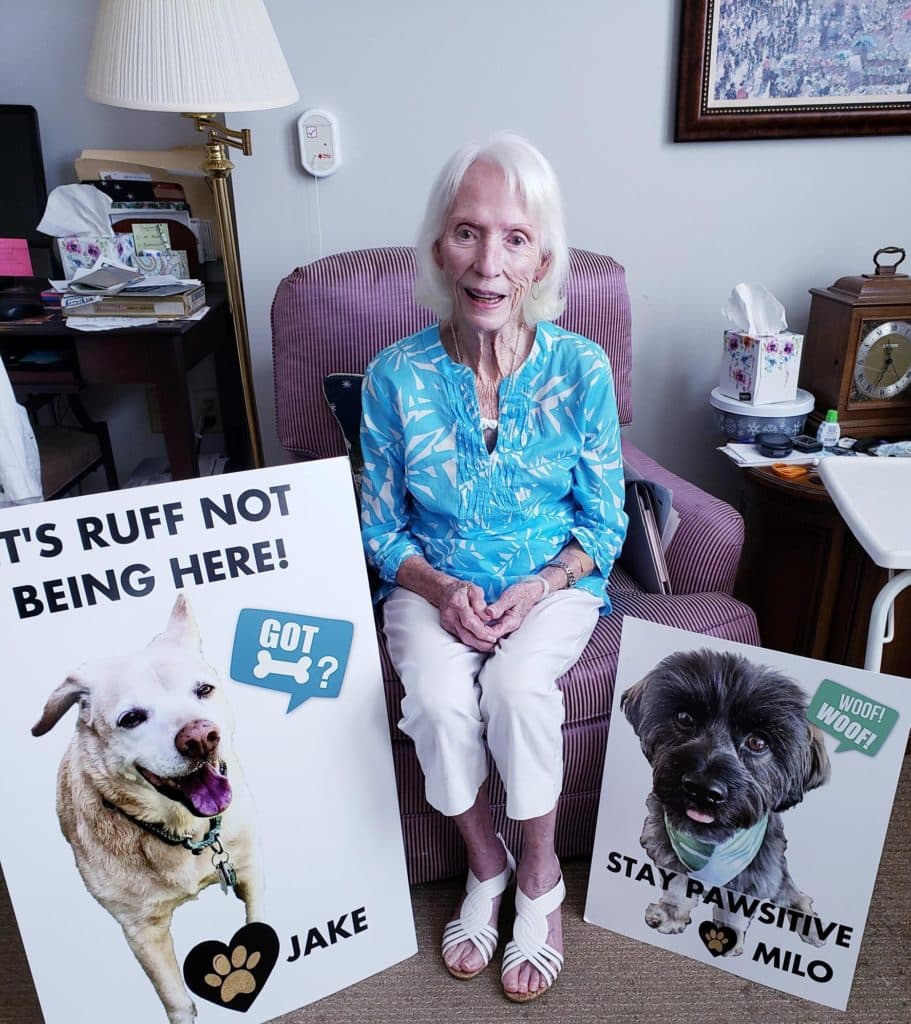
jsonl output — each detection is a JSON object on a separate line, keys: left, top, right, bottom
{"left": 102, "top": 797, "right": 239, "bottom": 893}
{"left": 664, "top": 812, "right": 769, "bottom": 888}
{"left": 102, "top": 797, "right": 222, "bottom": 851}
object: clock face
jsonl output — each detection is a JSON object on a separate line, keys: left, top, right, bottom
{"left": 852, "top": 320, "right": 911, "bottom": 401}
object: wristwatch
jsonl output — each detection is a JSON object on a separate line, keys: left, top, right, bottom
{"left": 547, "top": 559, "right": 577, "bottom": 588}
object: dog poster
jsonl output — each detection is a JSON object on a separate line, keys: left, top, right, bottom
{"left": 584, "top": 618, "right": 910, "bottom": 1011}
{"left": 0, "top": 458, "right": 416, "bottom": 1024}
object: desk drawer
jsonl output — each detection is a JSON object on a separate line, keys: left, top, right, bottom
{"left": 2, "top": 339, "right": 82, "bottom": 391}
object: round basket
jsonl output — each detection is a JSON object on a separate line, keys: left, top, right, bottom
{"left": 710, "top": 387, "right": 815, "bottom": 442}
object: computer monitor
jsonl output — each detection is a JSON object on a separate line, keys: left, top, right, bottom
{"left": 0, "top": 104, "right": 52, "bottom": 280}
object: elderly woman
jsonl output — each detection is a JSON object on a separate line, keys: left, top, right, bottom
{"left": 359, "top": 132, "right": 627, "bottom": 1001}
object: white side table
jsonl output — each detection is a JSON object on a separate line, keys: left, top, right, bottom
{"left": 817, "top": 458, "right": 911, "bottom": 672}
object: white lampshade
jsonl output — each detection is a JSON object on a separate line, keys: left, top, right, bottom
{"left": 86, "top": 0, "right": 299, "bottom": 112}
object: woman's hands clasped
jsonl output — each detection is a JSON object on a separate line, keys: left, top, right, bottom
{"left": 438, "top": 580, "right": 501, "bottom": 652}
{"left": 437, "top": 577, "right": 546, "bottom": 652}
{"left": 482, "top": 578, "right": 546, "bottom": 640}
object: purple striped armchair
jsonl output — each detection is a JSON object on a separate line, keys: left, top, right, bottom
{"left": 271, "top": 247, "right": 759, "bottom": 884}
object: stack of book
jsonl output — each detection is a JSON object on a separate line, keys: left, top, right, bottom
{"left": 47, "top": 262, "right": 206, "bottom": 319}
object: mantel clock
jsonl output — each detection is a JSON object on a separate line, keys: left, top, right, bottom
{"left": 799, "top": 247, "right": 911, "bottom": 438}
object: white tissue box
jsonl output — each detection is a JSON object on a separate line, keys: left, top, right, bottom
{"left": 719, "top": 329, "right": 803, "bottom": 405}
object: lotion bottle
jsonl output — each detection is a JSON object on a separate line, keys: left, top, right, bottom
{"left": 816, "top": 409, "right": 840, "bottom": 449}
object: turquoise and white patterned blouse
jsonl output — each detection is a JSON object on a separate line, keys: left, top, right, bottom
{"left": 359, "top": 321, "right": 628, "bottom": 613}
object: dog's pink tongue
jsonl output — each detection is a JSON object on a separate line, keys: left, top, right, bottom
{"left": 179, "top": 764, "right": 232, "bottom": 817}
{"left": 686, "top": 808, "right": 715, "bottom": 824}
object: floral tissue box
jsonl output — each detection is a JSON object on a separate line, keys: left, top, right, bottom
{"left": 57, "top": 235, "right": 137, "bottom": 279}
{"left": 719, "top": 329, "right": 803, "bottom": 405}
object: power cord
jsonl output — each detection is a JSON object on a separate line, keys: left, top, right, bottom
{"left": 194, "top": 405, "right": 218, "bottom": 458}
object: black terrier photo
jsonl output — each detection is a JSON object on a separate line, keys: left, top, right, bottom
{"left": 621, "top": 648, "right": 831, "bottom": 955}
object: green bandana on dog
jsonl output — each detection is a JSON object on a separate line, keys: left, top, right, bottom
{"left": 664, "top": 813, "right": 769, "bottom": 887}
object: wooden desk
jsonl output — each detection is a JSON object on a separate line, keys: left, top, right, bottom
{"left": 734, "top": 465, "right": 911, "bottom": 677}
{"left": 0, "top": 290, "right": 250, "bottom": 480}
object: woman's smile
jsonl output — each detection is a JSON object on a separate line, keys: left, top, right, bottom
{"left": 464, "top": 286, "right": 506, "bottom": 307}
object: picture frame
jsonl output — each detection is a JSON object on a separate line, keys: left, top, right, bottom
{"left": 675, "top": 0, "right": 911, "bottom": 141}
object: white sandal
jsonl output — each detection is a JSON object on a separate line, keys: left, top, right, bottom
{"left": 442, "top": 834, "right": 516, "bottom": 980}
{"left": 501, "top": 874, "right": 566, "bottom": 1002}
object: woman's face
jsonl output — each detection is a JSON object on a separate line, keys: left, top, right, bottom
{"left": 434, "top": 160, "right": 550, "bottom": 337}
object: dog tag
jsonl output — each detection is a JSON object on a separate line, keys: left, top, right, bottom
{"left": 216, "top": 859, "right": 237, "bottom": 894}
{"left": 210, "top": 839, "right": 237, "bottom": 894}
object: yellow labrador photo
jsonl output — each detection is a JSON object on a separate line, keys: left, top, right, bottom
{"left": 33, "top": 593, "right": 263, "bottom": 1024}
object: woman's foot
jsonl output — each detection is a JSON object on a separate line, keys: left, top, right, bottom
{"left": 501, "top": 856, "right": 564, "bottom": 1001}
{"left": 442, "top": 834, "right": 513, "bottom": 978}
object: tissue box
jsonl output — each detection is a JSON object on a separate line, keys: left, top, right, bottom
{"left": 57, "top": 235, "right": 136, "bottom": 279}
{"left": 719, "top": 330, "right": 803, "bottom": 405}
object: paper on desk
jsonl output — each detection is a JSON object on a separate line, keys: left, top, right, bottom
{"left": 63, "top": 304, "right": 207, "bottom": 330}
{"left": 0, "top": 238, "right": 33, "bottom": 277}
{"left": 79, "top": 145, "right": 207, "bottom": 175}
{"left": 69, "top": 261, "right": 143, "bottom": 293}
{"left": 49, "top": 274, "right": 199, "bottom": 292}
{"left": 132, "top": 222, "right": 172, "bottom": 252}
{"left": 75, "top": 147, "right": 218, "bottom": 230}
{"left": 718, "top": 443, "right": 817, "bottom": 468}
{"left": 37, "top": 184, "right": 113, "bottom": 237}
{"left": 64, "top": 317, "right": 160, "bottom": 331}
{"left": 125, "top": 275, "right": 200, "bottom": 288}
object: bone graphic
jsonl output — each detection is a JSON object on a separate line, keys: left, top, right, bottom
{"left": 253, "top": 650, "right": 312, "bottom": 684}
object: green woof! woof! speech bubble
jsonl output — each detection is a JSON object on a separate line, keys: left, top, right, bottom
{"left": 807, "top": 679, "right": 900, "bottom": 755}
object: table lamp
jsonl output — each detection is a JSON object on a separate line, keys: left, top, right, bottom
{"left": 85, "top": 0, "right": 299, "bottom": 469}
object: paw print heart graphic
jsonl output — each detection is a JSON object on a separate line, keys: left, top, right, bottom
{"left": 697, "top": 920, "right": 739, "bottom": 958}
{"left": 184, "top": 923, "right": 280, "bottom": 1012}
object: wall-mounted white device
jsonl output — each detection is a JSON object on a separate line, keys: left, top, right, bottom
{"left": 297, "top": 109, "right": 341, "bottom": 178}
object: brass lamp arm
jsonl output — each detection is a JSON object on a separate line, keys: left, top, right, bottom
{"left": 175, "top": 112, "right": 264, "bottom": 467}
{"left": 182, "top": 113, "right": 252, "bottom": 157}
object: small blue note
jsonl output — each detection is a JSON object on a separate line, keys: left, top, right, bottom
{"left": 230, "top": 609, "right": 353, "bottom": 712}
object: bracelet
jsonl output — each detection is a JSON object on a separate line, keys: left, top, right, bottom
{"left": 547, "top": 558, "right": 577, "bottom": 589}
{"left": 522, "top": 574, "right": 550, "bottom": 602}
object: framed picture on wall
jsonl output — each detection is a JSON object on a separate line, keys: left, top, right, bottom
{"left": 675, "top": 0, "right": 911, "bottom": 141}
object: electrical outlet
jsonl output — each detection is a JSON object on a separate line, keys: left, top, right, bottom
{"left": 193, "top": 388, "right": 223, "bottom": 434}
{"left": 146, "top": 388, "right": 223, "bottom": 435}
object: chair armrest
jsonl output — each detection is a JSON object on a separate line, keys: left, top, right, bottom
{"left": 622, "top": 441, "right": 745, "bottom": 596}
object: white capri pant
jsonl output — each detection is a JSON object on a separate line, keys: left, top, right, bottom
{"left": 382, "top": 586, "right": 602, "bottom": 821}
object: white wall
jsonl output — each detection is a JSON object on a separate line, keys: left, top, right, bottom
{"left": 6, "top": 1, "right": 910, "bottom": 500}
{"left": 230, "top": 0, "right": 909, "bottom": 499}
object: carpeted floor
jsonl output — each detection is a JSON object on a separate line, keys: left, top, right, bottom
{"left": 2, "top": 758, "right": 908, "bottom": 1024}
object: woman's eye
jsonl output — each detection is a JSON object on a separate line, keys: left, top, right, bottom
{"left": 455, "top": 227, "right": 474, "bottom": 240}
{"left": 675, "top": 711, "right": 695, "bottom": 730}
{"left": 195, "top": 683, "right": 215, "bottom": 699}
{"left": 745, "top": 735, "right": 768, "bottom": 754}
{"left": 117, "top": 709, "right": 148, "bottom": 729}
{"left": 507, "top": 233, "right": 527, "bottom": 247}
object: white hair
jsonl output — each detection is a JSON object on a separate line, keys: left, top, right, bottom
{"left": 414, "top": 131, "right": 569, "bottom": 324}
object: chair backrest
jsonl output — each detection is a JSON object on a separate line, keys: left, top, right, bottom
{"left": 272, "top": 246, "right": 632, "bottom": 460}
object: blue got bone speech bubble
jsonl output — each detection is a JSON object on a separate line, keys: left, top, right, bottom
{"left": 230, "top": 609, "right": 353, "bottom": 711}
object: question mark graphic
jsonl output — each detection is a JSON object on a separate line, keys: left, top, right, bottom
{"left": 317, "top": 656, "right": 339, "bottom": 688}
